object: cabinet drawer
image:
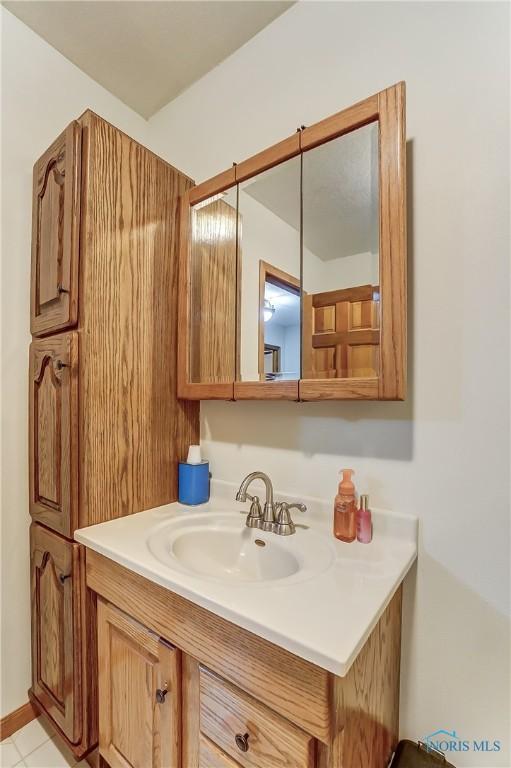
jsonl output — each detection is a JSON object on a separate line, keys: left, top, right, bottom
{"left": 30, "top": 524, "right": 82, "bottom": 744}
{"left": 199, "top": 667, "right": 315, "bottom": 768}
{"left": 199, "top": 735, "right": 241, "bottom": 768}
{"left": 29, "top": 332, "right": 79, "bottom": 537}
{"left": 31, "top": 121, "right": 81, "bottom": 336}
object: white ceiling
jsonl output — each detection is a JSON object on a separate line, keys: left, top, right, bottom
{"left": 265, "top": 282, "right": 299, "bottom": 327}
{"left": 3, "top": 0, "right": 294, "bottom": 118}
{"left": 245, "top": 121, "right": 379, "bottom": 260}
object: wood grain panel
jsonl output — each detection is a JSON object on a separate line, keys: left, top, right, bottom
{"left": 378, "top": 83, "right": 407, "bottom": 400}
{"left": 36, "top": 362, "right": 59, "bottom": 506}
{"left": 347, "top": 345, "right": 379, "bottom": 378}
{"left": 300, "top": 95, "right": 379, "bottom": 151}
{"left": 234, "top": 381, "right": 299, "bottom": 400}
{"left": 86, "top": 551, "right": 331, "bottom": 743}
{"left": 31, "top": 121, "right": 81, "bottom": 336}
{"left": 190, "top": 198, "right": 237, "bottom": 384}
{"left": 199, "top": 735, "right": 241, "bottom": 768}
{"left": 299, "top": 378, "right": 379, "bottom": 400}
{"left": 235, "top": 134, "right": 300, "bottom": 183}
{"left": 178, "top": 191, "right": 234, "bottom": 400}
{"left": 29, "top": 333, "right": 78, "bottom": 537}
{"left": 314, "top": 306, "right": 335, "bottom": 334}
{"left": 30, "top": 524, "right": 81, "bottom": 744}
{"left": 311, "top": 285, "right": 378, "bottom": 308}
{"left": 78, "top": 111, "right": 199, "bottom": 526}
{"left": 330, "top": 588, "right": 402, "bottom": 768}
{"left": 97, "top": 600, "right": 180, "bottom": 768}
{"left": 183, "top": 654, "right": 202, "bottom": 768}
{"left": 312, "top": 329, "right": 379, "bottom": 348}
{"left": 199, "top": 667, "right": 315, "bottom": 768}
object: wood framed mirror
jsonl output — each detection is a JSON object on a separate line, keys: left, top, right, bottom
{"left": 178, "top": 82, "right": 406, "bottom": 401}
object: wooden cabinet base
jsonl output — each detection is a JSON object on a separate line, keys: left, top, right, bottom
{"left": 87, "top": 550, "right": 402, "bottom": 768}
{"left": 28, "top": 689, "right": 95, "bottom": 762}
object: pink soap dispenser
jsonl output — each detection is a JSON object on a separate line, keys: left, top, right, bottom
{"left": 357, "top": 494, "right": 373, "bottom": 544}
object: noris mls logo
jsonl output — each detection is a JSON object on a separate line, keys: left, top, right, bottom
{"left": 424, "top": 728, "right": 502, "bottom": 754}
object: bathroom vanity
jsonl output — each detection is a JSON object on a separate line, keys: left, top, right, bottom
{"left": 76, "top": 483, "right": 417, "bottom": 768}
{"left": 27, "top": 83, "right": 409, "bottom": 768}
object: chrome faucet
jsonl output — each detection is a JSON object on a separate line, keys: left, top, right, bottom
{"left": 236, "top": 471, "right": 276, "bottom": 531}
{"left": 236, "top": 472, "right": 307, "bottom": 535}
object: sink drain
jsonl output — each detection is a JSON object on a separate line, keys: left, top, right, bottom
{"left": 254, "top": 539, "right": 266, "bottom": 547}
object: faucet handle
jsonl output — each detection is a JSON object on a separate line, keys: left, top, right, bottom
{"left": 274, "top": 502, "right": 307, "bottom": 535}
{"left": 245, "top": 496, "right": 262, "bottom": 529}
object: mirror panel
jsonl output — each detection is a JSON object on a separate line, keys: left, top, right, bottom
{"left": 302, "top": 121, "right": 380, "bottom": 380}
{"left": 189, "top": 187, "right": 238, "bottom": 384}
{"left": 237, "top": 156, "right": 301, "bottom": 382}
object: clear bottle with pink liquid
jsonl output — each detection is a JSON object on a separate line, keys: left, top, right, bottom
{"left": 357, "top": 494, "right": 373, "bottom": 543}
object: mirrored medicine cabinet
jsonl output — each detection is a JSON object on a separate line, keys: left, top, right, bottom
{"left": 178, "top": 82, "right": 406, "bottom": 401}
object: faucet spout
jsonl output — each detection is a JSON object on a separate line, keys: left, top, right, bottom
{"left": 236, "top": 472, "right": 276, "bottom": 531}
{"left": 236, "top": 472, "right": 274, "bottom": 505}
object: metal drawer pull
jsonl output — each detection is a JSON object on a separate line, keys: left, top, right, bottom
{"left": 59, "top": 572, "right": 71, "bottom": 584}
{"left": 155, "top": 687, "right": 168, "bottom": 704}
{"left": 235, "top": 733, "right": 249, "bottom": 753}
{"left": 55, "top": 360, "right": 68, "bottom": 370}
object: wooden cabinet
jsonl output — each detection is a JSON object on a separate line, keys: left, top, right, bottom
{"left": 31, "top": 122, "right": 81, "bottom": 337}
{"left": 28, "top": 111, "right": 200, "bottom": 762}
{"left": 88, "top": 551, "right": 403, "bottom": 768}
{"left": 199, "top": 668, "right": 315, "bottom": 768}
{"left": 179, "top": 82, "right": 406, "bottom": 402}
{"left": 29, "top": 333, "right": 78, "bottom": 538}
{"left": 30, "top": 524, "right": 85, "bottom": 744}
{"left": 97, "top": 600, "right": 180, "bottom": 768}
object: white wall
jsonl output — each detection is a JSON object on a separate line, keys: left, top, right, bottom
{"left": 0, "top": 7, "right": 151, "bottom": 717}
{"left": 238, "top": 191, "right": 301, "bottom": 379}
{"left": 149, "top": 3, "right": 510, "bottom": 765}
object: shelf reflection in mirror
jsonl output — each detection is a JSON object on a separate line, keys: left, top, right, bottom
{"left": 302, "top": 121, "right": 380, "bottom": 380}
{"left": 189, "top": 187, "right": 239, "bottom": 384}
{"left": 237, "top": 155, "right": 301, "bottom": 382}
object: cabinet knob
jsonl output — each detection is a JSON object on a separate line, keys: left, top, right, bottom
{"left": 59, "top": 572, "right": 71, "bottom": 584}
{"left": 57, "top": 283, "right": 69, "bottom": 294}
{"left": 55, "top": 360, "right": 68, "bottom": 371}
{"left": 155, "top": 687, "right": 168, "bottom": 704}
{"left": 235, "top": 733, "right": 250, "bottom": 753}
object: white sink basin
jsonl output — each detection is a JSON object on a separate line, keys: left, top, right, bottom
{"left": 147, "top": 512, "right": 335, "bottom": 585}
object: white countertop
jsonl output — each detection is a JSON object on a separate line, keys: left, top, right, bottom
{"left": 75, "top": 479, "right": 417, "bottom": 676}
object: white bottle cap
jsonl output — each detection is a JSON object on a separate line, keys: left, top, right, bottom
{"left": 187, "top": 445, "right": 202, "bottom": 465}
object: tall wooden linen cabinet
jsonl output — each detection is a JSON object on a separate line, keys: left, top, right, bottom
{"left": 28, "top": 111, "right": 199, "bottom": 759}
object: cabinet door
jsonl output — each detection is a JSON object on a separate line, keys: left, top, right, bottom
{"left": 98, "top": 600, "right": 181, "bottom": 768}
{"left": 29, "top": 332, "right": 78, "bottom": 537}
{"left": 31, "top": 121, "right": 81, "bottom": 336}
{"left": 31, "top": 524, "right": 82, "bottom": 744}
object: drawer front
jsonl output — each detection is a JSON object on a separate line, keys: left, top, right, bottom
{"left": 29, "top": 332, "right": 79, "bottom": 537}
{"left": 31, "top": 121, "right": 81, "bottom": 337}
{"left": 199, "top": 667, "right": 315, "bottom": 768}
{"left": 31, "top": 524, "right": 82, "bottom": 743}
{"left": 199, "top": 735, "right": 241, "bottom": 768}
{"left": 98, "top": 600, "right": 180, "bottom": 768}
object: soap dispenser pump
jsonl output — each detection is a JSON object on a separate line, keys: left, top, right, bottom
{"left": 334, "top": 468, "right": 357, "bottom": 542}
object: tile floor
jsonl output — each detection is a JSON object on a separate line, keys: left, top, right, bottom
{"left": 0, "top": 717, "right": 87, "bottom": 768}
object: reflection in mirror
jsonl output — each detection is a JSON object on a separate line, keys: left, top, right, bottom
{"left": 237, "top": 156, "right": 301, "bottom": 381}
{"left": 302, "top": 121, "right": 380, "bottom": 380}
{"left": 189, "top": 187, "right": 238, "bottom": 383}
{"left": 260, "top": 262, "right": 300, "bottom": 381}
